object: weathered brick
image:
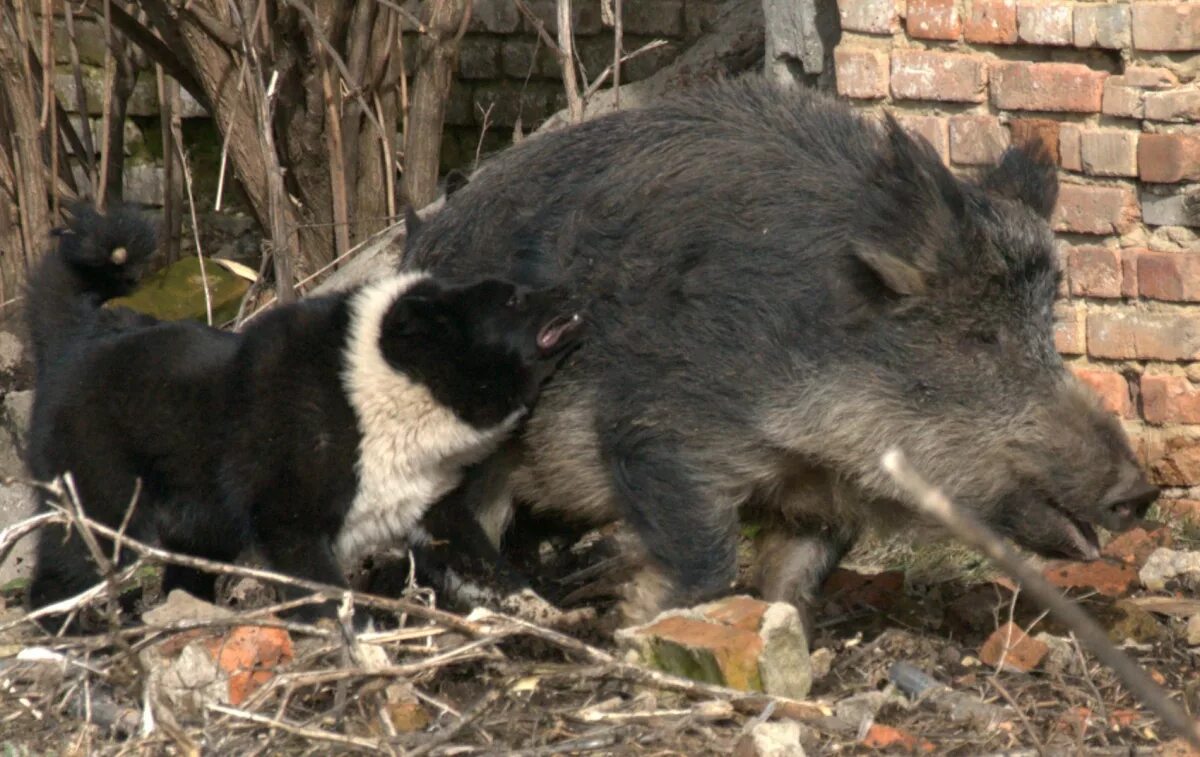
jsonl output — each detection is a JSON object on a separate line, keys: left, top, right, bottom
{"left": 457, "top": 37, "right": 500, "bottom": 80}
{"left": 622, "top": 1, "right": 685, "bottom": 36}
{"left": 1055, "top": 302, "right": 1084, "bottom": 355}
{"left": 1123, "top": 66, "right": 1179, "bottom": 88}
{"left": 990, "top": 62, "right": 1107, "bottom": 112}
{"left": 468, "top": 0, "right": 521, "bottom": 33}
{"left": 1102, "top": 77, "right": 1145, "bottom": 118}
{"left": 501, "top": 39, "right": 558, "bottom": 79}
{"left": 838, "top": 0, "right": 899, "bottom": 33}
{"left": 1139, "top": 134, "right": 1200, "bottom": 184}
{"left": 1087, "top": 311, "right": 1200, "bottom": 360}
{"left": 949, "top": 114, "right": 1010, "bottom": 165}
{"left": 1141, "top": 189, "right": 1200, "bottom": 227}
{"left": 1143, "top": 375, "right": 1200, "bottom": 424}
{"left": 1132, "top": 3, "right": 1200, "bottom": 51}
{"left": 892, "top": 50, "right": 987, "bottom": 102}
{"left": 1052, "top": 183, "right": 1139, "bottom": 235}
{"left": 1145, "top": 433, "right": 1200, "bottom": 486}
{"left": 1080, "top": 129, "right": 1138, "bottom": 178}
{"left": 1122, "top": 252, "right": 1139, "bottom": 298}
{"left": 1059, "top": 123, "right": 1082, "bottom": 171}
{"left": 521, "top": 0, "right": 603, "bottom": 35}
{"left": 1138, "top": 251, "right": 1200, "bottom": 301}
{"left": 907, "top": 0, "right": 962, "bottom": 39}
{"left": 835, "top": 47, "right": 890, "bottom": 99}
{"left": 894, "top": 113, "right": 950, "bottom": 163}
{"left": 1069, "top": 245, "right": 1123, "bottom": 298}
{"left": 1010, "top": 118, "right": 1060, "bottom": 164}
{"left": 1144, "top": 87, "right": 1200, "bottom": 123}
{"left": 1017, "top": 2, "right": 1072, "bottom": 45}
{"left": 965, "top": 0, "right": 1018, "bottom": 42}
{"left": 1073, "top": 367, "right": 1134, "bottom": 418}
{"left": 1073, "top": 3, "right": 1131, "bottom": 49}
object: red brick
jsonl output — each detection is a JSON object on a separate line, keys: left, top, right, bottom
{"left": 1121, "top": 252, "right": 1138, "bottom": 298}
{"left": 1142, "top": 375, "right": 1200, "bottom": 424}
{"left": 894, "top": 113, "right": 949, "bottom": 163}
{"left": 948, "top": 114, "right": 1010, "bottom": 165}
{"left": 990, "top": 61, "right": 1107, "bottom": 112}
{"left": 1059, "top": 123, "right": 1082, "bottom": 171}
{"left": 891, "top": 50, "right": 988, "bottom": 103}
{"left": 1017, "top": 2, "right": 1073, "bottom": 45}
{"left": 1144, "top": 87, "right": 1200, "bottom": 122}
{"left": 1069, "top": 245, "right": 1123, "bottom": 298}
{"left": 838, "top": 0, "right": 899, "bottom": 33}
{"left": 907, "top": 0, "right": 962, "bottom": 39}
{"left": 979, "top": 622, "right": 1049, "bottom": 671}
{"left": 1102, "top": 77, "right": 1145, "bottom": 119}
{"left": 1073, "top": 366, "right": 1133, "bottom": 418}
{"left": 1138, "top": 134, "right": 1200, "bottom": 183}
{"left": 1087, "top": 311, "right": 1200, "bottom": 360}
{"left": 1138, "top": 251, "right": 1200, "bottom": 302}
{"left": 1043, "top": 560, "right": 1138, "bottom": 597}
{"left": 1123, "top": 67, "right": 1180, "bottom": 89}
{"left": 1080, "top": 130, "right": 1138, "bottom": 178}
{"left": 1144, "top": 433, "right": 1200, "bottom": 486}
{"left": 1052, "top": 183, "right": 1139, "bottom": 235}
{"left": 965, "top": 0, "right": 1017, "bottom": 43}
{"left": 1009, "top": 118, "right": 1060, "bottom": 164}
{"left": 1132, "top": 3, "right": 1200, "bottom": 52}
{"left": 1055, "top": 302, "right": 1084, "bottom": 355}
{"left": 835, "top": 46, "right": 889, "bottom": 99}
{"left": 1073, "top": 3, "right": 1132, "bottom": 49}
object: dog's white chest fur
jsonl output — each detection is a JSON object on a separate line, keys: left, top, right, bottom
{"left": 334, "top": 275, "right": 521, "bottom": 567}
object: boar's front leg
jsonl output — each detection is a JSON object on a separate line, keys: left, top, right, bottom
{"left": 600, "top": 420, "right": 740, "bottom": 622}
{"left": 754, "top": 517, "right": 859, "bottom": 633}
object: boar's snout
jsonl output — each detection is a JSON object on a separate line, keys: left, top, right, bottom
{"left": 1096, "top": 474, "right": 1159, "bottom": 532}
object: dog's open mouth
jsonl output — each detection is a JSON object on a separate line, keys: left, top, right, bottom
{"left": 537, "top": 313, "right": 584, "bottom": 354}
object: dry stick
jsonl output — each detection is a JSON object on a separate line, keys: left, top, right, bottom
{"left": 64, "top": 3, "right": 96, "bottom": 182}
{"left": 408, "top": 689, "right": 503, "bottom": 757}
{"left": 581, "top": 39, "right": 667, "bottom": 99}
{"left": 3, "top": 503, "right": 480, "bottom": 635}
{"left": 173, "top": 138, "right": 214, "bottom": 325}
{"left": 37, "top": 0, "right": 51, "bottom": 126}
{"left": 880, "top": 449, "right": 1200, "bottom": 748}
{"left": 986, "top": 677, "right": 1045, "bottom": 756}
{"left": 555, "top": 0, "right": 583, "bottom": 123}
{"left": 96, "top": 0, "right": 114, "bottom": 209}
{"left": 207, "top": 703, "right": 383, "bottom": 752}
{"left": 611, "top": 0, "right": 621, "bottom": 109}
{"left": 320, "top": 60, "right": 351, "bottom": 261}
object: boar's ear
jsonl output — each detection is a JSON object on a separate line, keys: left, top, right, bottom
{"left": 405, "top": 205, "right": 424, "bottom": 238}
{"left": 981, "top": 143, "right": 1059, "bottom": 219}
{"left": 853, "top": 244, "right": 927, "bottom": 297}
{"left": 884, "top": 114, "right": 966, "bottom": 219}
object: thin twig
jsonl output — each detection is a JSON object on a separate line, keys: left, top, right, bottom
{"left": 612, "top": 0, "right": 622, "bottom": 109}
{"left": 409, "top": 689, "right": 502, "bottom": 757}
{"left": 881, "top": 448, "right": 1200, "bottom": 748}
{"left": 556, "top": 0, "right": 583, "bottom": 123}
{"left": 173, "top": 139, "right": 214, "bottom": 325}
{"left": 207, "top": 703, "right": 384, "bottom": 751}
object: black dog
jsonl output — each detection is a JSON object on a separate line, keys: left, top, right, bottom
{"left": 24, "top": 204, "right": 583, "bottom": 628}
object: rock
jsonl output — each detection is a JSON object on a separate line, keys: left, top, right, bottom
{"left": 108, "top": 256, "right": 250, "bottom": 324}
{"left": 978, "top": 622, "right": 1048, "bottom": 672}
{"left": 830, "top": 689, "right": 906, "bottom": 732}
{"left": 809, "top": 646, "right": 835, "bottom": 681}
{"left": 204, "top": 626, "right": 293, "bottom": 705}
{"left": 1096, "top": 600, "right": 1166, "bottom": 644}
{"left": 1035, "top": 632, "right": 1080, "bottom": 676}
{"left": 1140, "top": 548, "right": 1200, "bottom": 591}
{"left": 0, "top": 328, "right": 29, "bottom": 392}
{"left": 860, "top": 723, "right": 935, "bottom": 752}
{"left": 0, "top": 482, "right": 37, "bottom": 587}
{"left": 616, "top": 595, "right": 812, "bottom": 699}
{"left": 1042, "top": 559, "right": 1137, "bottom": 597}
{"left": 734, "top": 721, "right": 807, "bottom": 757}
{"left": 1187, "top": 614, "right": 1200, "bottom": 645}
{"left": 143, "top": 589, "right": 234, "bottom": 625}
{"left": 1102, "top": 525, "right": 1174, "bottom": 566}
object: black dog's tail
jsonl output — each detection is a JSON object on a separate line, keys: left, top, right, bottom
{"left": 26, "top": 203, "right": 157, "bottom": 370}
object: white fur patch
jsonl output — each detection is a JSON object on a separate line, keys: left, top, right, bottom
{"left": 336, "top": 273, "right": 524, "bottom": 566}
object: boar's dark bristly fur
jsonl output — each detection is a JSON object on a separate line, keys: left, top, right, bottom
{"left": 403, "top": 76, "right": 1159, "bottom": 625}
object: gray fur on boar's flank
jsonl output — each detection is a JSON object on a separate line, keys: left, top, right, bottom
{"left": 401, "top": 75, "right": 1159, "bottom": 626}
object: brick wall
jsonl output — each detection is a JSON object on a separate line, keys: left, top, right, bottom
{"left": 833, "top": 0, "right": 1200, "bottom": 511}
{"left": 400, "top": 0, "right": 723, "bottom": 170}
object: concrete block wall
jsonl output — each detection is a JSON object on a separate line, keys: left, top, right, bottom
{"left": 832, "top": 0, "right": 1200, "bottom": 512}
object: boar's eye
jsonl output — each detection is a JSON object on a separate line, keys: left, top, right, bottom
{"left": 506, "top": 292, "right": 525, "bottom": 309}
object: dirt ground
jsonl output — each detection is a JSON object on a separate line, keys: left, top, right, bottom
{"left": 2, "top": 510, "right": 1200, "bottom": 756}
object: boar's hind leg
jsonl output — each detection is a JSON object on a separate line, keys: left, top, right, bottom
{"left": 754, "top": 517, "right": 858, "bottom": 633}
{"left": 602, "top": 423, "right": 739, "bottom": 620}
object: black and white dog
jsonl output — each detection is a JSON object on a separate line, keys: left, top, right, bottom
{"left": 24, "top": 204, "right": 583, "bottom": 627}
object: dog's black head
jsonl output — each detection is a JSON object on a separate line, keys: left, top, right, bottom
{"left": 378, "top": 276, "right": 585, "bottom": 429}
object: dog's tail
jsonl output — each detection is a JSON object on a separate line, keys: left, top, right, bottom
{"left": 26, "top": 203, "right": 157, "bottom": 369}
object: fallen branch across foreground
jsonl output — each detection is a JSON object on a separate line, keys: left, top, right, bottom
{"left": 882, "top": 448, "right": 1200, "bottom": 748}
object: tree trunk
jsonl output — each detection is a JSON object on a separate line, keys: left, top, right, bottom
{"left": 403, "top": 0, "right": 470, "bottom": 210}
